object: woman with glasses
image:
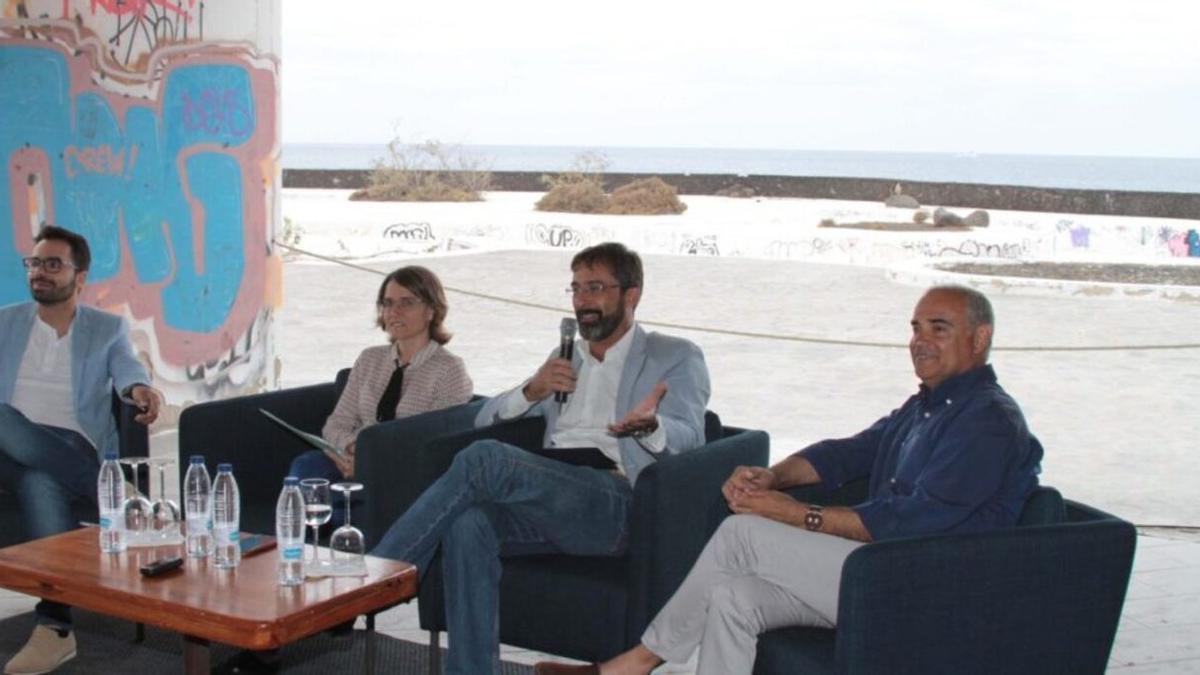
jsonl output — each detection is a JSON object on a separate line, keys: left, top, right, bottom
{"left": 288, "top": 266, "right": 473, "bottom": 485}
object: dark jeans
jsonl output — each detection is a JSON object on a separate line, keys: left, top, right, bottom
{"left": 0, "top": 404, "right": 100, "bottom": 630}
{"left": 372, "top": 440, "right": 633, "bottom": 675}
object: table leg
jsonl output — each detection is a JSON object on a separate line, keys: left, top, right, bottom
{"left": 182, "top": 634, "right": 210, "bottom": 674}
{"left": 365, "top": 614, "right": 375, "bottom": 674}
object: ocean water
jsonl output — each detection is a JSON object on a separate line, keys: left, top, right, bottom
{"left": 282, "top": 143, "right": 1200, "bottom": 194}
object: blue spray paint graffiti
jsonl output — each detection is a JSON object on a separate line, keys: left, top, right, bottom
{"left": 0, "top": 43, "right": 259, "bottom": 335}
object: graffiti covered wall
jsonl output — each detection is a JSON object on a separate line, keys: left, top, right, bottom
{"left": 0, "top": 0, "right": 281, "bottom": 412}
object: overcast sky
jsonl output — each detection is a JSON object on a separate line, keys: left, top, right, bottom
{"left": 281, "top": 0, "right": 1200, "bottom": 158}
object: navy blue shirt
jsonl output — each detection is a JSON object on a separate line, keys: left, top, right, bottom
{"left": 800, "top": 365, "right": 1042, "bottom": 541}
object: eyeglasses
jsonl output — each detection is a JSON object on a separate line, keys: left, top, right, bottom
{"left": 22, "top": 257, "right": 76, "bottom": 274}
{"left": 379, "top": 297, "right": 425, "bottom": 311}
{"left": 566, "top": 282, "right": 624, "bottom": 298}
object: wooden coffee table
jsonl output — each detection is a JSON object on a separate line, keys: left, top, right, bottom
{"left": 0, "top": 528, "right": 417, "bottom": 673}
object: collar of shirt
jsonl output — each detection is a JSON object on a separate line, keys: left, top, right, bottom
{"left": 395, "top": 340, "right": 438, "bottom": 369}
{"left": 917, "top": 364, "right": 996, "bottom": 413}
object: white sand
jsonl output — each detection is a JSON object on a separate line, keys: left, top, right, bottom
{"left": 277, "top": 189, "right": 1200, "bottom": 526}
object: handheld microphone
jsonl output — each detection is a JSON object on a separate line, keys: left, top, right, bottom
{"left": 555, "top": 317, "right": 577, "bottom": 403}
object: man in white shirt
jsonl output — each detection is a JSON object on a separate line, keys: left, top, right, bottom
{"left": 372, "top": 242, "right": 711, "bottom": 675}
{"left": 0, "top": 225, "right": 161, "bottom": 675}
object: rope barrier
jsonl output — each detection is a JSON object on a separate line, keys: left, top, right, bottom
{"left": 275, "top": 242, "right": 1200, "bottom": 352}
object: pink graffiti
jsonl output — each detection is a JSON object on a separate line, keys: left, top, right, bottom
{"left": 1167, "top": 233, "right": 1189, "bottom": 257}
{"left": 66, "top": 0, "right": 197, "bottom": 20}
{"left": 4, "top": 40, "right": 277, "bottom": 368}
{"left": 63, "top": 144, "right": 139, "bottom": 178}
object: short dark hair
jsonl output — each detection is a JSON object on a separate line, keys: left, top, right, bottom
{"left": 34, "top": 225, "right": 91, "bottom": 272}
{"left": 375, "top": 266, "right": 452, "bottom": 344}
{"left": 571, "top": 242, "right": 643, "bottom": 290}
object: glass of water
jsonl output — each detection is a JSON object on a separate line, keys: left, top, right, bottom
{"left": 299, "top": 478, "right": 331, "bottom": 569}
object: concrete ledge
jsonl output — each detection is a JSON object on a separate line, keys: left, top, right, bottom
{"left": 886, "top": 259, "right": 1200, "bottom": 303}
{"left": 281, "top": 169, "right": 1200, "bottom": 219}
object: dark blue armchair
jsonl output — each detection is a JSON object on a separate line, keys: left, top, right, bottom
{"left": 177, "top": 370, "right": 485, "bottom": 541}
{"left": 392, "top": 412, "right": 770, "bottom": 668}
{"left": 753, "top": 481, "right": 1137, "bottom": 675}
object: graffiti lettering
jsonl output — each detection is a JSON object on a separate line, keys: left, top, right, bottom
{"left": 0, "top": 41, "right": 277, "bottom": 370}
{"left": 383, "top": 222, "right": 434, "bottom": 240}
{"left": 181, "top": 88, "right": 252, "bottom": 137}
{"left": 63, "top": 143, "right": 139, "bottom": 177}
{"left": 526, "top": 223, "right": 584, "bottom": 248}
{"left": 680, "top": 235, "right": 719, "bottom": 256}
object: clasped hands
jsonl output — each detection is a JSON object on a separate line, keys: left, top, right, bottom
{"left": 522, "top": 356, "right": 666, "bottom": 438}
{"left": 722, "top": 465, "right": 796, "bottom": 519}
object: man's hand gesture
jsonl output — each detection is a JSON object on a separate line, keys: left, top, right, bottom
{"left": 608, "top": 382, "right": 667, "bottom": 438}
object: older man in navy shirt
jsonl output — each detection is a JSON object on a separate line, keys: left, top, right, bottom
{"left": 536, "top": 285, "right": 1043, "bottom": 675}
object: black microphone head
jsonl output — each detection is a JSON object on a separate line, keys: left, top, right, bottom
{"left": 560, "top": 317, "right": 578, "bottom": 340}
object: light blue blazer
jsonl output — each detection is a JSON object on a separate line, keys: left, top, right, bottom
{"left": 476, "top": 324, "right": 711, "bottom": 486}
{"left": 0, "top": 302, "right": 150, "bottom": 458}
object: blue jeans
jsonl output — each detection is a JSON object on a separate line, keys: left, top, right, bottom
{"left": 286, "top": 450, "right": 361, "bottom": 531}
{"left": 372, "top": 440, "right": 633, "bottom": 675}
{"left": 0, "top": 404, "right": 101, "bottom": 630}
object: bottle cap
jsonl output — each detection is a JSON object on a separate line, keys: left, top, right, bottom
{"left": 217, "top": 463, "right": 233, "bottom": 472}
{"left": 103, "top": 451, "right": 118, "bottom": 460}
{"left": 283, "top": 476, "right": 298, "bottom": 486}
{"left": 189, "top": 455, "right": 205, "bottom": 464}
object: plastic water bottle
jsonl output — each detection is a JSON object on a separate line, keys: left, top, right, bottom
{"left": 212, "top": 463, "right": 240, "bottom": 569}
{"left": 276, "top": 476, "right": 306, "bottom": 586}
{"left": 184, "top": 456, "right": 212, "bottom": 559}
{"left": 97, "top": 451, "right": 126, "bottom": 553}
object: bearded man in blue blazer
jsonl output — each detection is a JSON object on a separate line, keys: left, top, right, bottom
{"left": 373, "top": 242, "right": 711, "bottom": 675}
{"left": 0, "top": 225, "right": 161, "bottom": 675}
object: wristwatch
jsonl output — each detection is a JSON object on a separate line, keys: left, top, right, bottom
{"left": 804, "top": 504, "right": 824, "bottom": 531}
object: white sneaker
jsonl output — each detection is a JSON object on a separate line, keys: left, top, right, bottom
{"left": 4, "top": 625, "right": 76, "bottom": 674}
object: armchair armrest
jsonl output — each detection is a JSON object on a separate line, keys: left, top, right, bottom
{"left": 112, "top": 389, "right": 149, "bottom": 458}
{"left": 354, "top": 399, "right": 490, "bottom": 548}
{"left": 624, "top": 428, "right": 770, "bottom": 641}
{"left": 834, "top": 517, "right": 1136, "bottom": 674}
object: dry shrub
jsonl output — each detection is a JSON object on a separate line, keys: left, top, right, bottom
{"left": 352, "top": 139, "right": 491, "bottom": 202}
{"left": 818, "top": 218, "right": 837, "bottom": 227}
{"left": 607, "top": 177, "right": 687, "bottom": 215}
{"left": 913, "top": 209, "right": 930, "bottom": 224}
{"left": 536, "top": 180, "right": 610, "bottom": 213}
{"left": 537, "top": 151, "right": 610, "bottom": 213}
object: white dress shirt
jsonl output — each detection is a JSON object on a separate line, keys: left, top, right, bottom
{"left": 493, "top": 323, "right": 666, "bottom": 474}
{"left": 10, "top": 315, "right": 91, "bottom": 444}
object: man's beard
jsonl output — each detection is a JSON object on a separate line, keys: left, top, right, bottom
{"left": 577, "top": 297, "right": 625, "bottom": 342}
{"left": 30, "top": 276, "right": 75, "bottom": 305}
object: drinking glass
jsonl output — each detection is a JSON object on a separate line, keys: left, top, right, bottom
{"left": 119, "top": 457, "right": 152, "bottom": 543}
{"left": 329, "top": 482, "right": 365, "bottom": 574}
{"left": 150, "top": 458, "right": 182, "bottom": 539}
{"left": 299, "top": 478, "right": 332, "bottom": 568}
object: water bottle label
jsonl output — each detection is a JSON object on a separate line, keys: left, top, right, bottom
{"left": 282, "top": 546, "right": 303, "bottom": 561}
{"left": 207, "top": 518, "right": 214, "bottom": 530}
{"left": 99, "top": 516, "right": 112, "bottom": 529}
{"left": 228, "top": 530, "right": 240, "bottom": 544}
